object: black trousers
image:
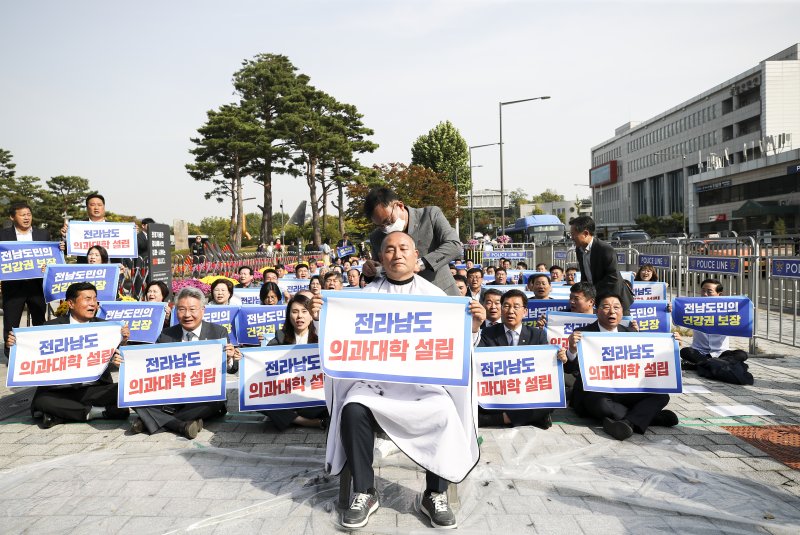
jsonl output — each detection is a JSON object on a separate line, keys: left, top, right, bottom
{"left": 574, "top": 383, "right": 669, "bottom": 433}
{"left": 478, "top": 406, "right": 553, "bottom": 427}
{"left": 260, "top": 407, "right": 329, "bottom": 431}
{"left": 340, "top": 403, "right": 449, "bottom": 494}
{"left": 2, "top": 281, "right": 47, "bottom": 356}
{"left": 134, "top": 401, "right": 227, "bottom": 434}
{"left": 680, "top": 347, "right": 748, "bottom": 364}
{"left": 31, "top": 383, "right": 125, "bottom": 422}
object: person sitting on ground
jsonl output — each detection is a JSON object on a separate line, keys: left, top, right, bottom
{"left": 128, "top": 287, "right": 241, "bottom": 439}
{"left": 262, "top": 268, "right": 279, "bottom": 284}
{"left": 679, "top": 279, "right": 753, "bottom": 385}
{"left": 565, "top": 293, "right": 681, "bottom": 441}
{"left": 491, "top": 267, "right": 511, "bottom": 285}
{"left": 481, "top": 288, "right": 503, "bottom": 329}
{"left": 537, "top": 281, "right": 596, "bottom": 329}
{"left": 634, "top": 264, "right": 658, "bottom": 282}
{"left": 323, "top": 271, "right": 343, "bottom": 290}
{"left": 259, "top": 281, "right": 282, "bottom": 306}
{"left": 6, "top": 282, "right": 131, "bottom": 428}
{"left": 308, "top": 275, "right": 323, "bottom": 296}
{"left": 526, "top": 273, "right": 552, "bottom": 299}
{"left": 261, "top": 294, "right": 329, "bottom": 431}
{"left": 516, "top": 261, "right": 528, "bottom": 270}
{"left": 485, "top": 265, "right": 495, "bottom": 277}
{"left": 209, "top": 278, "right": 241, "bottom": 306}
{"left": 478, "top": 289, "right": 566, "bottom": 429}
{"left": 549, "top": 265, "right": 565, "bottom": 283}
{"left": 453, "top": 274, "right": 469, "bottom": 297}
{"left": 465, "top": 268, "right": 486, "bottom": 301}
{"left": 565, "top": 266, "right": 578, "bottom": 285}
{"left": 86, "top": 244, "right": 109, "bottom": 264}
{"left": 294, "top": 263, "right": 310, "bottom": 279}
{"left": 144, "top": 280, "right": 172, "bottom": 329}
{"left": 535, "top": 263, "right": 547, "bottom": 272}
{"left": 347, "top": 268, "right": 360, "bottom": 288}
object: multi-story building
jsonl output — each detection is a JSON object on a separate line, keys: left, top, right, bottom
{"left": 590, "top": 43, "right": 800, "bottom": 236}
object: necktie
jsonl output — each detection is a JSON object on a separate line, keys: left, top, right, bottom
{"left": 582, "top": 248, "right": 593, "bottom": 283}
{"left": 507, "top": 330, "right": 516, "bottom": 346}
{"left": 184, "top": 331, "right": 195, "bottom": 342}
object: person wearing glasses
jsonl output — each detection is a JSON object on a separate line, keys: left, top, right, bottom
{"left": 565, "top": 293, "right": 681, "bottom": 441}
{"left": 478, "top": 289, "right": 567, "bottom": 429}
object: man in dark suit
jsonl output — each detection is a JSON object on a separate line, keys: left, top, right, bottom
{"left": 480, "top": 288, "right": 503, "bottom": 329}
{"left": 336, "top": 232, "right": 354, "bottom": 263}
{"left": 6, "top": 282, "right": 131, "bottom": 428}
{"left": 478, "top": 289, "right": 566, "bottom": 429}
{"left": 569, "top": 216, "right": 634, "bottom": 314}
{"left": 363, "top": 187, "right": 462, "bottom": 296}
{"left": 1, "top": 202, "right": 50, "bottom": 357}
{"left": 129, "top": 287, "right": 240, "bottom": 439}
{"left": 565, "top": 293, "right": 680, "bottom": 440}
{"left": 465, "top": 268, "right": 486, "bottom": 302}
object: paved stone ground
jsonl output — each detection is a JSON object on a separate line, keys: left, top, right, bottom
{"left": 1, "top": 334, "right": 799, "bottom": 534}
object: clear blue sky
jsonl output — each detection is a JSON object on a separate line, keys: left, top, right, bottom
{"left": 1, "top": 0, "right": 798, "bottom": 229}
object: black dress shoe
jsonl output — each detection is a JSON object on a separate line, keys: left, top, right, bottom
{"left": 182, "top": 418, "right": 203, "bottom": 439}
{"left": 477, "top": 412, "right": 505, "bottom": 428}
{"left": 130, "top": 418, "right": 145, "bottom": 434}
{"left": 41, "top": 413, "right": 64, "bottom": 429}
{"left": 651, "top": 409, "right": 679, "bottom": 427}
{"left": 533, "top": 414, "right": 553, "bottom": 430}
{"left": 603, "top": 417, "right": 633, "bottom": 441}
{"left": 102, "top": 407, "right": 131, "bottom": 420}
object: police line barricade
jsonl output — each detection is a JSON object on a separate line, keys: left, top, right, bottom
{"left": 672, "top": 296, "right": 753, "bottom": 338}
{"left": 523, "top": 299, "right": 570, "bottom": 329}
{"left": 118, "top": 339, "right": 227, "bottom": 408}
{"left": 233, "top": 287, "right": 261, "bottom": 305}
{"left": 7, "top": 322, "right": 124, "bottom": 387}
{"left": 764, "top": 257, "right": 800, "bottom": 348}
{"left": 319, "top": 292, "right": 472, "bottom": 387}
{"left": 239, "top": 344, "right": 326, "bottom": 411}
{"left": 171, "top": 305, "right": 239, "bottom": 345}
{"left": 632, "top": 281, "right": 668, "bottom": 301}
{"left": 0, "top": 241, "right": 63, "bottom": 281}
{"left": 97, "top": 302, "right": 166, "bottom": 343}
{"left": 234, "top": 305, "right": 286, "bottom": 346}
{"left": 474, "top": 345, "right": 566, "bottom": 410}
{"left": 43, "top": 264, "right": 120, "bottom": 302}
{"left": 577, "top": 332, "right": 682, "bottom": 394}
{"left": 66, "top": 221, "right": 138, "bottom": 259}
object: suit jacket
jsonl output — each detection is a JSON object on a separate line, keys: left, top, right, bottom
{"left": 478, "top": 322, "right": 548, "bottom": 347}
{"left": 44, "top": 315, "right": 114, "bottom": 385}
{"left": 157, "top": 321, "right": 237, "bottom": 373}
{"left": 0, "top": 226, "right": 52, "bottom": 296}
{"left": 575, "top": 237, "right": 634, "bottom": 313}
{"left": 369, "top": 205, "right": 461, "bottom": 296}
{"left": 564, "top": 320, "right": 634, "bottom": 374}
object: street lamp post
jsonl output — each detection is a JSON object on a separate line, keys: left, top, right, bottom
{"left": 499, "top": 95, "right": 550, "bottom": 236}
{"left": 469, "top": 142, "right": 500, "bottom": 238}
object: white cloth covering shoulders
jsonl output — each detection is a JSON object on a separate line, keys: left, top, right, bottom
{"left": 324, "top": 275, "right": 480, "bottom": 483}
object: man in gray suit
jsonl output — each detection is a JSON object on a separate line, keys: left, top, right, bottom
{"left": 129, "top": 287, "right": 240, "bottom": 439}
{"left": 363, "top": 187, "right": 461, "bottom": 296}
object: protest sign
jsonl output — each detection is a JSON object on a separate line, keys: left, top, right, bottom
{"left": 319, "top": 291, "right": 471, "bottom": 386}
{"left": 475, "top": 345, "right": 566, "bottom": 409}
{"left": 97, "top": 302, "right": 166, "bottom": 343}
{"left": 577, "top": 332, "right": 681, "bottom": 394}
{"left": 523, "top": 299, "right": 570, "bottom": 328}
{"left": 66, "top": 221, "right": 138, "bottom": 258}
{"left": 545, "top": 310, "right": 597, "bottom": 348}
{"left": 671, "top": 296, "right": 753, "bottom": 337}
{"left": 0, "top": 242, "right": 63, "bottom": 281}
{"left": 239, "top": 344, "right": 325, "bottom": 411}
{"left": 171, "top": 305, "right": 239, "bottom": 345}
{"left": 7, "top": 322, "right": 123, "bottom": 387}
{"left": 235, "top": 305, "right": 286, "bottom": 345}
{"left": 118, "top": 339, "right": 226, "bottom": 407}
{"left": 43, "top": 264, "right": 120, "bottom": 302}
{"left": 336, "top": 245, "right": 356, "bottom": 258}
{"left": 277, "top": 278, "right": 310, "bottom": 296}
{"left": 632, "top": 281, "right": 668, "bottom": 301}
{"left": 233, "top": 287, "right": 261, "bottom": 305}
{"left": 629, "top": 301, "right": 671, "bottom": 333}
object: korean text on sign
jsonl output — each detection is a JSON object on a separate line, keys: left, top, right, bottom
{"left": 0, "top": 241, "right": 63, "bottom": 282}
{"left": 7, "top": 322, "right": 123, "bottom": 387}
{"left": 118, "top": 339, "right": 226, "bottom": 408}
{"left": 577, "top": 332, "right": 681, "bottom": 394}
{"left": 97, "top": 302, "right": 166, "bottom": 344}
{"left": 474, "top": 345, "right": 566, "bottom": 409}
{"left": 235, "top": 305, "right": 286, "bottom": 345}
{"left": 239, "top": 344, "right": 325, "bottom": 411}
{"left": 671, "top": 296, "right": 753, "bottom": 337}
{"left": 43, "top": 264, "right": 120, "bottom": 302}
{"left": 319, "top": 291, "right": 472, "bottom": 387}
{"left": 66, "top": 221, "right": 138, "bottom": 259}
{"left": 632, "top": 281, "right": 668, "bottom": 301}
{"left": 545, "top": 310, "right": 597, "bottom": 349}
{"left": 629, "top": 301, "right": 671, "bottom": 333}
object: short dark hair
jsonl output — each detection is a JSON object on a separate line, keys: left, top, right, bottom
{"left": 87, "top": 245, "right": 109, "bottom": 263}
{"left": 701, "top": 278, "right": 723, "bottom": 293}
{"left": 144, "top": 281, "right": 170, "bottom": 302}
{"left": 596, "top": 292, "right": 623, "bottom": 308}
{"left": 549, "top": 265, "right": 564, "bottom": 273}
{"left": 262, "top": 268, "right": 278, "bottom": 278}
{"left": 238, "top": 266, "right": 253, "bottom": 276}
{"left": 295, "top": 263, "right": 309, "bottom": 272}
{"left": 569, "top": 215, "right": 595, "bottom": 235}
{"left": 495, "top": 267, "right": 507, "bottom": 275}
{"left": 528, "top": 273, "right": 550, "bottom": 285}
{"left": 8, "top": 201, "right": 31, "bottom": 217}
{"left": 501, "top": 289, "right": 528, "bottom": 307}
{"left": 570, "top": 281, "right": 596, "bottom": 300}
{"left": 275, "top": 263, "right": 285, "bottom": 270}
{"left": 259, "top": 281, "right": 281, "bottom": 304}
{"left": 323, "top": 271, "right": 340, "bottom": 283}
{"left": 140, "top": 217, "right": 155, "bottom": 226}
{"left": 466, "top": 267, "right": 483, "bottom": 278}
{"left": 85, "top": 193, "right": 105, "bottom": 207}
{"left": 453, "top": 274, "right": 468, "bottom": 286}
{"left": 481, "top": 288, "right": 503, "bottom": 304}
{"left": 65, "top": 282, "right": 97, "bottom": 301}
{"left": 516, "top": 261, "right": 528, "bottom": 269}
{"left": 364, "top": 187, "right": 400, "bottom": 218}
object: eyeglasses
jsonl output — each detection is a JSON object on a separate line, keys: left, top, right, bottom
{"left": 376, "top": 203, "right": 397, "bottom": 227}
{"left": 598, "top": 305, "right": 623, "bottom": 312}
{"left": 176, "top": 307, "right": 201, "bottom": 314}
{"left": 501, "top": 304, "right": 525, "bottom": 311}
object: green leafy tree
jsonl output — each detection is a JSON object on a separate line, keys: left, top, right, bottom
{"left": 411, "top": 121, "right": 470, "bottom": 196}
{"left": 531, "top": 189, "right": 565, "bottom": 203}
{"left": 233, "top": 54, "right": 310, "bottom": 242}
{"left": 39, "top": 176, "right": 96, "bottom": 239}
{"left": 0, "top": 149, "right": 47, "bottom": 208}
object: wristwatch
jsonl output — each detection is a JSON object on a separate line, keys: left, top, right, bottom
{"left": 417, "top": 258, "right": 426, "bottom": 271}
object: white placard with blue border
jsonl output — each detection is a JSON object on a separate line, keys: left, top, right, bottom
{"left": 319, "top": 291, "right": 472, "bottom": 387}
{"left": 171, "top": 305, "right": 239, "bottom": 345}
{"left": 578, "top": 332, "right": 681, "bottom": 394}
{"left": 545, "top": 310, "right": 597, "bottom": 349}
{"left": 632, "top": 281, "right": 668, "bottom": 301}
{"left": 7, "top": 322, "right": 123, "bottom": 387}
{"left": 43, "top": 264, "right": 120, "bottom": 302}
{"left": 629, "top": 301, "right": 671, "bottom": 333}
{"left": 97, "top": 302, "right": 166, "bottom": 344}
{"left": 235, "top": 305, "right": 286, "bottom": 345}
{"left": 0, "top": 241, "right": 63, "bottom": 281}
{"left": 239, "top": 344, "right": 326, "bottom": 411}
{"left": 277, "top": 278, "right": 310, "bottom": 296}
{"left": 523, "top": 299, "right": 570, "bottom": 328}
{"left": 66, "top": 221, "right": 138, "bottom": 258}
{"left": 234, "top": 287, "right": 261, "bottom": 305}
{"left": 475, "top": 345, "right": 566, "bottom": 409}
{"left": 118, "top": 339, "right": 226, "bottom": 407}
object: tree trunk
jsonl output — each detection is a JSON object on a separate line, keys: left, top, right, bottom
{"left": 228, "top": 167, "right": 237, "bottom": 247}
{"left": 306, "top": 156, "right": 322, "bottom": 247}
{"left": 335, "top": 161, "right": 345, "bottom": 235}
{"left": 233, "top": 156, "right": 244, "bottom": 250}
{"left": 320, "top": 164, "right": 328, "bottom": 241}
{"left": 260, "top": 160, "right": 273, "bottom": 244}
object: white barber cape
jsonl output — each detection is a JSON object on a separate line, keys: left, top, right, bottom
{"left": 324, "top": 275, "right": 480, "bottom": 483}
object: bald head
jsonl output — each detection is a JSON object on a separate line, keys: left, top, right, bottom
{"left": 380, "top": 231, "right": 418, "bottom": 280}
